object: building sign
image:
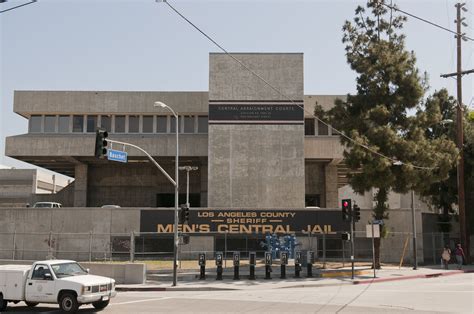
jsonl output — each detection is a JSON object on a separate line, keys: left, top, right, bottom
{"left": 140, "top": 209, "right": 348, "bottom": 235}
{"left": 209, "top": 101, "right": 304, "bottom": 124}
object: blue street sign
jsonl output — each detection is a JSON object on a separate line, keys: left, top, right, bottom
{"left": 107, "top": 149, "right": 128, "bottom": 163}
{"left": 373, "top": 219, "right": 384, "bottom": 225}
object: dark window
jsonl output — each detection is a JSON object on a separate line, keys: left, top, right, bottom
{"left": 184, "top": 116, "right": 194, "bottom": 133}
{"left": 72, "top": 115, "right": 84, "bottom": 133}
{"left": 318, "top": 121, "right": 329, "bottom": 136}
{"left": 305, "top": 195, "right": 321, "bottom": 207}
{"left": 170, "top": 116, "right": 181, "bottom": 133}
{"left": 29, "top": 115, "right": 42, "bottom": 133}
{"left": 198, "top": 116, "right": 208, "bottom": 133}
{"left": 305, "top": 118, "right": 315, "bottom": 135}
{"left": 32, "top": 264, "right": 50, "bottom": 280}
{"left": 101, "top": 115, "right": 111, "bottom": 132}
{"left": 44, "top": 115, "right": 56, "bottom": 133}
{"left": 128, "top": 115, "right": 139, "bottom": 133}
{"left": 115, "top": 115, "right": 125, "bottom": 133}
{"left": 86, "top": 115, "right": 97, "bottom": 133}
{"left": 142, "top": 115, "right": 153, "bottom": 133}
{"left": 156, "top": 116, "right": 167, "bottom": 133}
{"left": 58, "top": 115, "right": 70, "bottom": 133}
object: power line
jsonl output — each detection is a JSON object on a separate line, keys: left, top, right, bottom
{"left": 158, "top": 0, "right": 438, "bottom": 171}
{"left": 383, "top": 1, "right": 473, "bottom": 41}
{"left": 0, "top": 0, "right": 37, "bottom": 14}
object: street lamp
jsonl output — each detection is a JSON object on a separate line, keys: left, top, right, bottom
{"left": 178, "top": 166, "right": 199, "bottom": 207}
{"left": 154, "top": 101, "right": 179, "bottom": 287}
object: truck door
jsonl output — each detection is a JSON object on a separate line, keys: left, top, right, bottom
{"left": 25, "top": 264, "right": 56, "bottom": 303}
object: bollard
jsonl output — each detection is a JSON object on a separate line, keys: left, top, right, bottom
{"left": 307, "top": 251, "right": 314, "bottom": 278}
{"left": 233, "top": 252, "right": 240, "bottom": 280}
{"left": 294, "top": 251, "right": 301, "bottom": 278}
{"left": 265, "top": 252, "right": 272, "bottom": 279}
{"left": 280, "top": 251, "right": 288, "bottom": 279}
{"left": 198, "top": 253, "right": 206, "bottom": 280}
{"left": 249, "top": 252, "right": 256, "bottom": 280}
{"left": 216, "top": 252, "right": 223, "bottom": 280}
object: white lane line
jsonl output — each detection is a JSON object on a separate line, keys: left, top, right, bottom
{"left": 111, "top": 297, "right": 173, "bottom": 306}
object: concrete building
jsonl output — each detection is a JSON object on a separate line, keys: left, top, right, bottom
{"left": 0, "top": 166, "right": 69, "bottom": 207}
{"left": 5, "top": 53, "right": 345, "bottom": 209}
{"left": 4, "top": 53, "right": 459, "bottom": 263}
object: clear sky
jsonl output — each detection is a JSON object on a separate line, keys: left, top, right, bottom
{"left": 1, "top": 0, "right": 473, "bottom": 177}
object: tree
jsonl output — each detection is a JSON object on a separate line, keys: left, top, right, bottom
{"left": 316, "top": 0, "right": 458, "bottom": 268}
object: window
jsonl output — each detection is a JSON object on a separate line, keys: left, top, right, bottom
{"left": 128, "top": 115, "right": 139, "bottom": 133}
{"left": 305, "top": 195, "right": 321, "bottom": 207}
{"left": 72, "top": 115, "right": 84, "bottom": 133}
{"left": 44, "top": 115, "right": 56, "bottom": 133}
{"left": 156, "top": 116, "right": 167, "bottom": 133}
{"left": 142, "top": 115, "right": 153, "bottom": 133}
{"left": 317, "top": 121, "right": 329, "bottom": 136}
{"left": 86, "top": 115, "right": 97, "bottom": 133}
{"left": 170, "top": 116, "right": 181, "bottom": 133}
{"left": 304, "top": 118, "right": 315, "bottom": 136}
{"left": 29, "top": 115, "right": 42, "bottom": 133}
{"left": 32, "top": 264, "right": 51, "bottom": 280}
{"left": 101, "top": 115, "right": 111, "bottom": 132}
{"left": 58, "top": 115, "right": 70, "bottom": 133}
{"left": 197, "top": 116, "right": 208, "bottom": 133}
{"left": 331, "top": 127, "right": 340, "bottom": 136}
{"left": 115, "top": 115, "right": 125, "bottom": 133}
{"left": 184, "top": 116, "right": 195, "bottom": 133}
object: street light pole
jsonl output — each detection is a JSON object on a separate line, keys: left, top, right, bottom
{"left": 154, "top": 101, "right": 179, "bottom": 286}
{"left": 411, "top": 190, "right": 417, "bottom": 270}
{"left": 179, "top": 166, "right": 199, "bottom": 207}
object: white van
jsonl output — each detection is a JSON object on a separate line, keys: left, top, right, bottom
{"left": 32, "top": 202, "right": 62, "bottom": 208}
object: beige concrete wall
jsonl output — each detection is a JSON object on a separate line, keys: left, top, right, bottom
{"left": 14, "top": 91, "right": 209, "bottom": 117}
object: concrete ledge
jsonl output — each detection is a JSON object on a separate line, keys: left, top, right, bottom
{"left": 0, "top": 260, "right": 146, "bottom": 284}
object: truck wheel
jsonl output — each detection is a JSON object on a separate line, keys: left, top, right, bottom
{"left": 92, "top": 300, "right": 110, "bottom": 310}
{"left": 0, "top": 294, "right": 7, "bottom": 311}
{"left": 25, "top": 301, "right": 39, "bottom": 307}
{"left": 59, "top": 293, "right": 79, "bottom": 313}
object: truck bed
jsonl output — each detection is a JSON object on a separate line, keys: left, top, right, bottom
{"left": 0, "top": 265, "right": 31, "bottom": 301}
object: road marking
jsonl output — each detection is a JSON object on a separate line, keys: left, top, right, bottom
{"left": 111, "top": 297, "right": 173, "bottom": 306}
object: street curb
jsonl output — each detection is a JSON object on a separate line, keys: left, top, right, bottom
{"left": 353, "top": 269, "right": 474, "bottom": 285}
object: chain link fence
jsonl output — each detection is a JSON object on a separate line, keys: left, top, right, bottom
{"left": 0, "top": 231, "right": 461, "bottom": 266}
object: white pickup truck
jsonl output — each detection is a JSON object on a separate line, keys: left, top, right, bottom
{"left": 0, "top": 260, "right": 116, "bottom": 313}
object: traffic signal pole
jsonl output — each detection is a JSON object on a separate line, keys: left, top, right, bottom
{"left": 351, "top": 214, "right": 355, "bottom": 279}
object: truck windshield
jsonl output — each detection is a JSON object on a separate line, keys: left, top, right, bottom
{"left": 51, "top": 262, "right": 88, "bottom": 278}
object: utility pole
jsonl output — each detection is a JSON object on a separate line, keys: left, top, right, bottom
{"left": 440, "top": 2, "right": 471, "bottom": 263}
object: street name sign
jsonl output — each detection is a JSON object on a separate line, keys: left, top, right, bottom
{"left": 107, "top": 149, "right": 128, "bottom": 163}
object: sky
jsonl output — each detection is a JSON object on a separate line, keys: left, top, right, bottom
{"left": 0, "top": 0, "right": 473, "bottom": 178}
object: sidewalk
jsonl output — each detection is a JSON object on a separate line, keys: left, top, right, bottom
{"left": 116, "top": 264, "right": 474, "bottom": 292}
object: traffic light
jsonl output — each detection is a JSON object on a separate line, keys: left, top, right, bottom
{"left": 342, "top": 199, "right": 352, "bottom": 222}
{"left": 95, "top": 128, "right": 108, "bottom": 158}
{"left": 179, "top": 204, "right": 190, "bottom": 224}
{"left": 341, "top": 232, "right": 351, "bottom": 241}
{"left": 353, "top": 204, "right": 361, "bottom": 222}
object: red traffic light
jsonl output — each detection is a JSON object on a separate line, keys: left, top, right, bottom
{"left": 343, "top": 201, "right": 348, "bottom": 207}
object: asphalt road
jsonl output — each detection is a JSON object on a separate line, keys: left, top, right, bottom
{"left": 3, "top": 273, "right": 473, "bottom": 313}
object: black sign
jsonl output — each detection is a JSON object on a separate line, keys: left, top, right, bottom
{"left": 209, "top": 101, "right": 303, "bottom": 124}
{"left": 265, "top": 252, "right": 272, "bottom": 265}
{"left": 199, "top": 253, "right": 206, "bottom": 266}
{"left": 140, "top": 209, "right": 348, "bottom": 235}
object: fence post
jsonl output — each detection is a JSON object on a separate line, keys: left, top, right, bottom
{"left": 12, "top": 230, "right": 16, "bottom": 260}
{"left": 342, "top": 237, "right": 345, "bottom": 268}
{"left": 130, "top": 231, "right": 135, "bottom": 263}
{"left": 322, "top": 233, "right": 326, "bottom": 269}
{"left": 89, "top": 231, "right": 93, "bottom": 262}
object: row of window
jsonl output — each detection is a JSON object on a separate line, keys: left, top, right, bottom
{"left": 28, "top": 114, "right": 209, "bottom": 134}
{"left": 304, "top": 118, "right": 339, "bottom": 136}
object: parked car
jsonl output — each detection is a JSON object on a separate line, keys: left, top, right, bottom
{"left": 0, "top": 260, "right": 116, "bottom": 313}
{"left": 101, "top": 205, "right": 121, "bottom": 208}
{"left": 32, "top": 202, "right": 62, "bottom": 208}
